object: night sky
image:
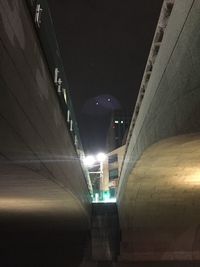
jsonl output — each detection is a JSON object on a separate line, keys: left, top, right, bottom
{"left": 48, "top": 0, "right": 163, "bottom": 153}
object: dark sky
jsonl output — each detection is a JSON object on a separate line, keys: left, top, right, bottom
{"left": 48, "top": 0, "right": 163, "bottom": 153}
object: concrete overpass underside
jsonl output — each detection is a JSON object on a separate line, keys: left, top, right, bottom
{"left": 0, "top": 1, "right": 91, "bottom": 266}
{"left": 0, "top": 164, "right": 90, "bottom": 266}
{"left": 118, "top": 0, "right": 200, "bottom": 265}
{"left": 2, "top": 0, "right": 200, "bottom": 266}
{"left": 119, "top": 134, "right": 200, "bottom": 263}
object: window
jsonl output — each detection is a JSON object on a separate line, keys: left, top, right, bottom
{"left": 108, "top": 154, "right": 118, "bottom": 164}
{"left": 109, "top": 187, "right": 116, "bottom": 198}
{"left": 109, "top": 168, "right": 118, "bottom": 180}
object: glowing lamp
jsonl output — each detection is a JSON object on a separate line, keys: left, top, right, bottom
{"left": 96, "top": 152, "right": 106, "bottom": 162}
{"left": 83, "top": 155, "right": 96, "bottom": 167}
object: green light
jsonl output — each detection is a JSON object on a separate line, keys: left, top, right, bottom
{"left": 103, "top": 191, "right": 110, "bottom": 201}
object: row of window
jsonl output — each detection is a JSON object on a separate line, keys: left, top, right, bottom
{"left": 108, "top": 154, "right": 118, "bottom": 180}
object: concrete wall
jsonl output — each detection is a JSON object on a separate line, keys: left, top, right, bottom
{"left": 118, "top": 0, "right": 199, "bottom": 199}
{"left": 0, "top": 0, "right": 90, "bottom": 226}
{"left": 119, "top": 134, "right": 200, "bottom": 262}
{"left": 118, "top": 0, "right": 200, "bottom": 262}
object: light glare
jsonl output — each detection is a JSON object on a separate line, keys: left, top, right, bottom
{"left": 96, "top": 152, "right": 106, "bottom": 162}
{"left": 83, "top": 155, "right": 96, "bottom": 167}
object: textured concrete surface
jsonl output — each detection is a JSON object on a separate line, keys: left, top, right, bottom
{"left": 0, "top": 164, "right": 90, "bottom": 266}
{"left": 0, "top": 1, "right": 91, "bottom": 265}
{"left": 119, "top": 0, "right": 198, "bottom": 199}
{"left": 119, "top": 134, "right": 200, "bottom": 261}
{"left": 116, "top": 261, "right": 200, "bottom": 267}
{"left": 118, "top": 0, "right": 200, "bottom": 263}
{"left": 91, "top": 203, "right": 120, "bottom": 261}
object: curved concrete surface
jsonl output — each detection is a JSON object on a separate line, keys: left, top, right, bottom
{"left": 0, "top": 0, "right": 90, "bottom": 222}
{"left": 0, "top": 1, "right": 91, "bottom": 265}
{"left": 0, "top": 164, "right": 90, "bottom": 265}
{"left": 118, "top": 0, "right": 200, "bottom": 264}
{"left": 118, "top": 0, "right": 200, "bottom": 198}
{"left": 119, "top": 134, "right": 200, "bottom": 262}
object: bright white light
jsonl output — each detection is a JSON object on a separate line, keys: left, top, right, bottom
{"left": 96, "top": 152, "right": 106, "bottom": 162}
{"left": 83, "top": 155, "right": 96, "bottom": 167}
{"left": 114, "top": 120, "right": 119, "bottom": 124}
{"left": 121, "top": 120, "right": 124, "bottom": 124}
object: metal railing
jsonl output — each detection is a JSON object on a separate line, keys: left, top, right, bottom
{"left": 26, "top": 0, "right": 93, "bottom": 197}
{"left": 119, "top": 0, "right": 175, "bottom": 182}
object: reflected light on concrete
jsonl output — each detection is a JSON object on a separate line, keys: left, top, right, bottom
{"left": 118, "top": 134, "right": 200, "bottom": 262}
{"left": 0, "top": 197, "right": 80, "bottom": 213}
{"left": 183, "top": 169, "right": 200, "bottom": 186}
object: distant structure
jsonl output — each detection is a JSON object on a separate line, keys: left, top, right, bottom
{"left": 99, "top": 110, "right": 130, "bottom": 199}
{"left": 106, "top": 110, "right": 131, "bottom": 152}
{"left": 100, "top": 145, "right": 125, "bottom": 199}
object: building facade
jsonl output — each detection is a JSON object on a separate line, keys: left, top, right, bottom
{"left": 106, "top": 110, "right": 131, "bottom": 152}
{"left": 100, "top": 145, "right": 125, "bottom": 199}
